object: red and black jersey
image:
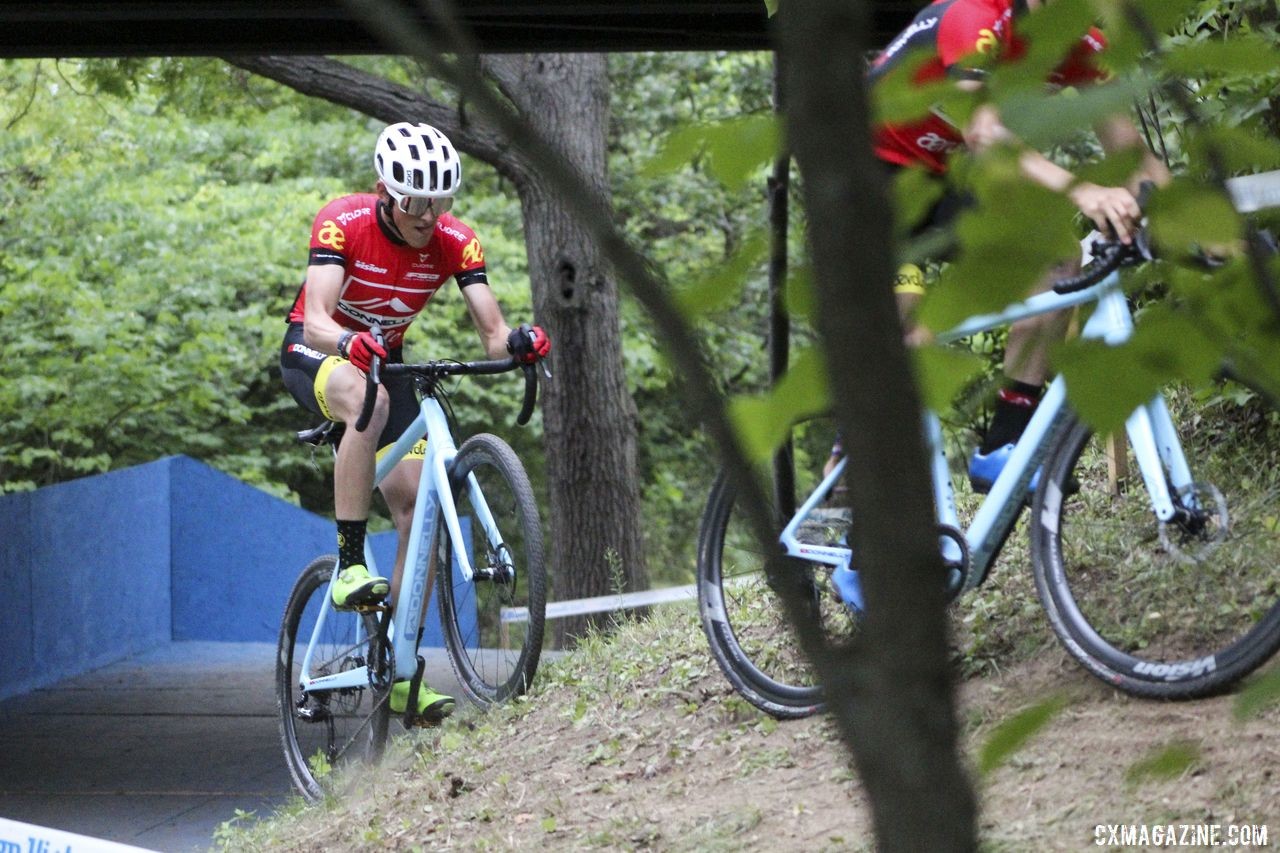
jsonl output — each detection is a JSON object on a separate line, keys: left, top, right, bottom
{"left": 286, "top": 193, "right": 489, "bottom": 349}
{"left": 870, "top": 0, "right": 1109, "bottom": 173}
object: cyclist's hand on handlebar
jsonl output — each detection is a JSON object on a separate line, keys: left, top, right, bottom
{"left": 507, "top": 323, "right": 551, "bottom": 364}
{"left": 338, "top": 330, "right": 387, "bottom": 374}
{"left": 1068, "top": 183, "right": 1143, "bottom": 245}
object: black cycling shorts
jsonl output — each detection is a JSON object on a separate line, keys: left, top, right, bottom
{"left": 279, "top": 322, "right": 425, "bottom": 461}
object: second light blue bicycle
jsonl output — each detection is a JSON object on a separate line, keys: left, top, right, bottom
{"left": 697, "top": 233, "right": 1280, "bottom": 718}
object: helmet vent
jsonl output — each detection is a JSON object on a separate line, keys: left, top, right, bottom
{"left": 407, "top": 144, "right": 419, "bottom": 161}
{"left": 428, "top": 162, "right": 438, "bottom": 191}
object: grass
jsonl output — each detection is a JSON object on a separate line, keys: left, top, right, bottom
{"left": 218, "top": 384, "right": 1280, "bottom": 850}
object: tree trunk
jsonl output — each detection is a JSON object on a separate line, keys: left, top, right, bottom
{"left": 490, "top": 54, "right": 650, "bottom": 641}
{"left": 778, "top": 1, "right": 978, "bottom": 849}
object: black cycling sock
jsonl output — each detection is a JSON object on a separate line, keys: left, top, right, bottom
{"left": 981, "top": 379, "right": 1042, "bottom": 453}
{"left": 336, "top": 519, "right": 368, "bottom": 570}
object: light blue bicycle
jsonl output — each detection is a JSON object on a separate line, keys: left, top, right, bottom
{"left": 698, "top": 229, "right": 1280, "bottom": 718}
{"left": 277, "top": 348, "right": 547, "bottom": 801}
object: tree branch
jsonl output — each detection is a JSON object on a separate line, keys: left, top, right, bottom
{"left": 222, "top": 54, "right": 526, "bottom": 182}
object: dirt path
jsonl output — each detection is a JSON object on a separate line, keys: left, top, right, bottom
{"left": 226, "top": 612, "right": 1280, "bottom": 851}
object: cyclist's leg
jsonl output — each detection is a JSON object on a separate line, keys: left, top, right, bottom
{"left": 373, "top": 372, "right": 429, "bottom": 608}
{"left": 281, "top": 323, "right": 391, "bottom": 605}
{"left": 1002, "top": 259, "right": 1079, "bottom": 389}
{"left": 379, "top": 457, "right": 428, "bottom": 608}
{"left": 971, "top": 259, "right": 1078, "bottom": 491}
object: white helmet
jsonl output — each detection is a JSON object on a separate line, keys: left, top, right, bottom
{"left": 374, "top": 122, "right": 461, "bottom": 198}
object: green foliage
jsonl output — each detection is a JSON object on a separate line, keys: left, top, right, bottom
{"left": 976, "top": 694, "right": 1068, "bottom": 777}
{"left": 1233, "top": 667, "right": 1280, "bottom": 720}
{"left": 729, "top": 347, "right": 829, "bottom": 465}
{"left": 0, "top": 59, "right": 534, "bottom": 515}
{"left": 1124, "top": 739, "right": 1202, "bottom": 786}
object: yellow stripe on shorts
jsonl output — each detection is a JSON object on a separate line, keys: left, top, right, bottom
{"left": 312, "top": 356, "right": 345, "bottom": 421}
{"left": 893, "top": 263, "right": 926, "bottom": 296}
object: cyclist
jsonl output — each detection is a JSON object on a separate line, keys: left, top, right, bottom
{"left": 280, "top": 122, "right": 550, "bottom": 722}
{"left": 868, "top": 0, "right": 1171, "bottom": 490}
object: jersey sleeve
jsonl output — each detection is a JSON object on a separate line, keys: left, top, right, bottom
{"left": 935, "top": 2, "right": 1009, "bottom": 76}
{"left": 308, "top": 198, "right": 352, "bottom": 266}
{"left": 436, "top": 215, "right": 490, "bottom": 287}
{"left": 1051, "top": 26, "right": 1110, "bottom": 87}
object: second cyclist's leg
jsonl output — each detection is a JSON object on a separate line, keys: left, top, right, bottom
{"left": 380, "top": 454, "right": 454, "bottom": 723}
{"left": 327, "top": 365, "right": 392, "bottom": 609}
{"left": 969, "top": 263, "right": 1075, "bottom": 492}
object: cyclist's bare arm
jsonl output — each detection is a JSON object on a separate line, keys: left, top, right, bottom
{"left": 301, "top": 264, "right": 352, "bottom": 354}
{"left": 963, "top": 103, "right": 1167, "bottom": 245}
{"left": 460, "top": 282, "right": 514, "bottom": 360}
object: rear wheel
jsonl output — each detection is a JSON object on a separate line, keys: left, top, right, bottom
{"left": 1031, "top": 377, "right": 1280, "bottom": 698}
{"left": 438, "top": 434, "right": 546, "bottom": 706}
{"left": 277, "top": 555, "right": 391, "bottom": 802}
{"left": 696, "top": 417, "right": 858, "bottom": 719}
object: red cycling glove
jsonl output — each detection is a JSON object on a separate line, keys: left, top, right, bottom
{"left": 506, "top": 324, "right": 551, "bottom": 364}
{"left": 338, "top": 330, "right": 387, "bottom": 373}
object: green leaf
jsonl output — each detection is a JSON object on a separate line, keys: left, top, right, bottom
{"left": 913, "top": 344, "right": 985, "bottom": 415}
{"left": 999, "top": 77, "right": 1152, "bottom": 149}
{"left": 892, "top": 167, "right": 947, "bottom": 241}
{"left": 1162, "top": 36, "right": 1280, "bottom": 77}
{"left": 1056, "top": 308, "right": 1220, "bottom": 436}
{"left": 675, "top": 229, "right": 769, "bottom": 318}
{"left": 1233, "top": 668, "right": 1280, "bottom": 721}
{"left": 782, "top": 263, "right": 815, "bottom": 320}
{"left": 918, "top": 163, "right": 1079, "bottom": 331}
{"left": 1147, "top": 179, "right": 1242, "bottom": 251}
{"left": 643, "top": 114, "right": 780, "bottom": 191}
{"left": 977, "top": 694, "right": 1067, "bottom": 777}
{"left": 729, "top": 348, "right": 830, "bottom": 464}
{"left": 1124, "top": 740, "right": 1201, "bottom": 786}
{"left": 1188, "top": 128, "right": 1280, "bottom": 175}
{"left": 1075, "top": 147, "right": 1144, "bottom": 190}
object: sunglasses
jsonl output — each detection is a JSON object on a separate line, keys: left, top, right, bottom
{"left": 385, "top": 187, "right": 454, "bottom": 217}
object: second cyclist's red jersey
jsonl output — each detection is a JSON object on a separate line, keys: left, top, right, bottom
{"left": 286, "top": 194, "right": 488, "bottom": 349}
{"left": 869, "top": 0, "right": 1108, "bottom": 173}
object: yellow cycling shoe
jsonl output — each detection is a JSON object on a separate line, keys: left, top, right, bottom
{"left": 390, "top": 680, "right": 455, "bottom": 724}
{"left": 331, "top": 564, "right": 389, "bottom": 609}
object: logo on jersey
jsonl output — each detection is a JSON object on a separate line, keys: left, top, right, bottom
{"left": 440, "top": 224, "right": 468, "bottom": 242}
{"left": 917, "top": 132, "right": 961, "bottom": 153}
{"left": 879, "top": 15, "right": 938, "bottom": 64}
{"left": 317, "top": 220, "right": 346, "bottom": 251}
{"left": 288, "top": 343, "right": 326, "bottom": 361}
{"left": 336, "top": 207, "right": 371, "bottom": 227}
{"left": 461, "top": 238, "right": 484, "bottom": 267}
{"left": 975, "top": 28, "right": 1000, "bottom": 55}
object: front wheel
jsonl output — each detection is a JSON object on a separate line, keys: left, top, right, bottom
{"left": 1031, "top": 378, "right": 1280, "bottom": 698}
{"left": 277, "top": 555, "right": 391, "bottom": 802}
{"left": 438, "top": 434, "right": 546, "bottom": 707}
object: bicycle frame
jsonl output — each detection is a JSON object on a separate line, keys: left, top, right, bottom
{"left": 296, "top": 391, "right": 501, "bottom": 691}
{"left": 779, "top": 270, "right": 1198, "bottom": 595}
